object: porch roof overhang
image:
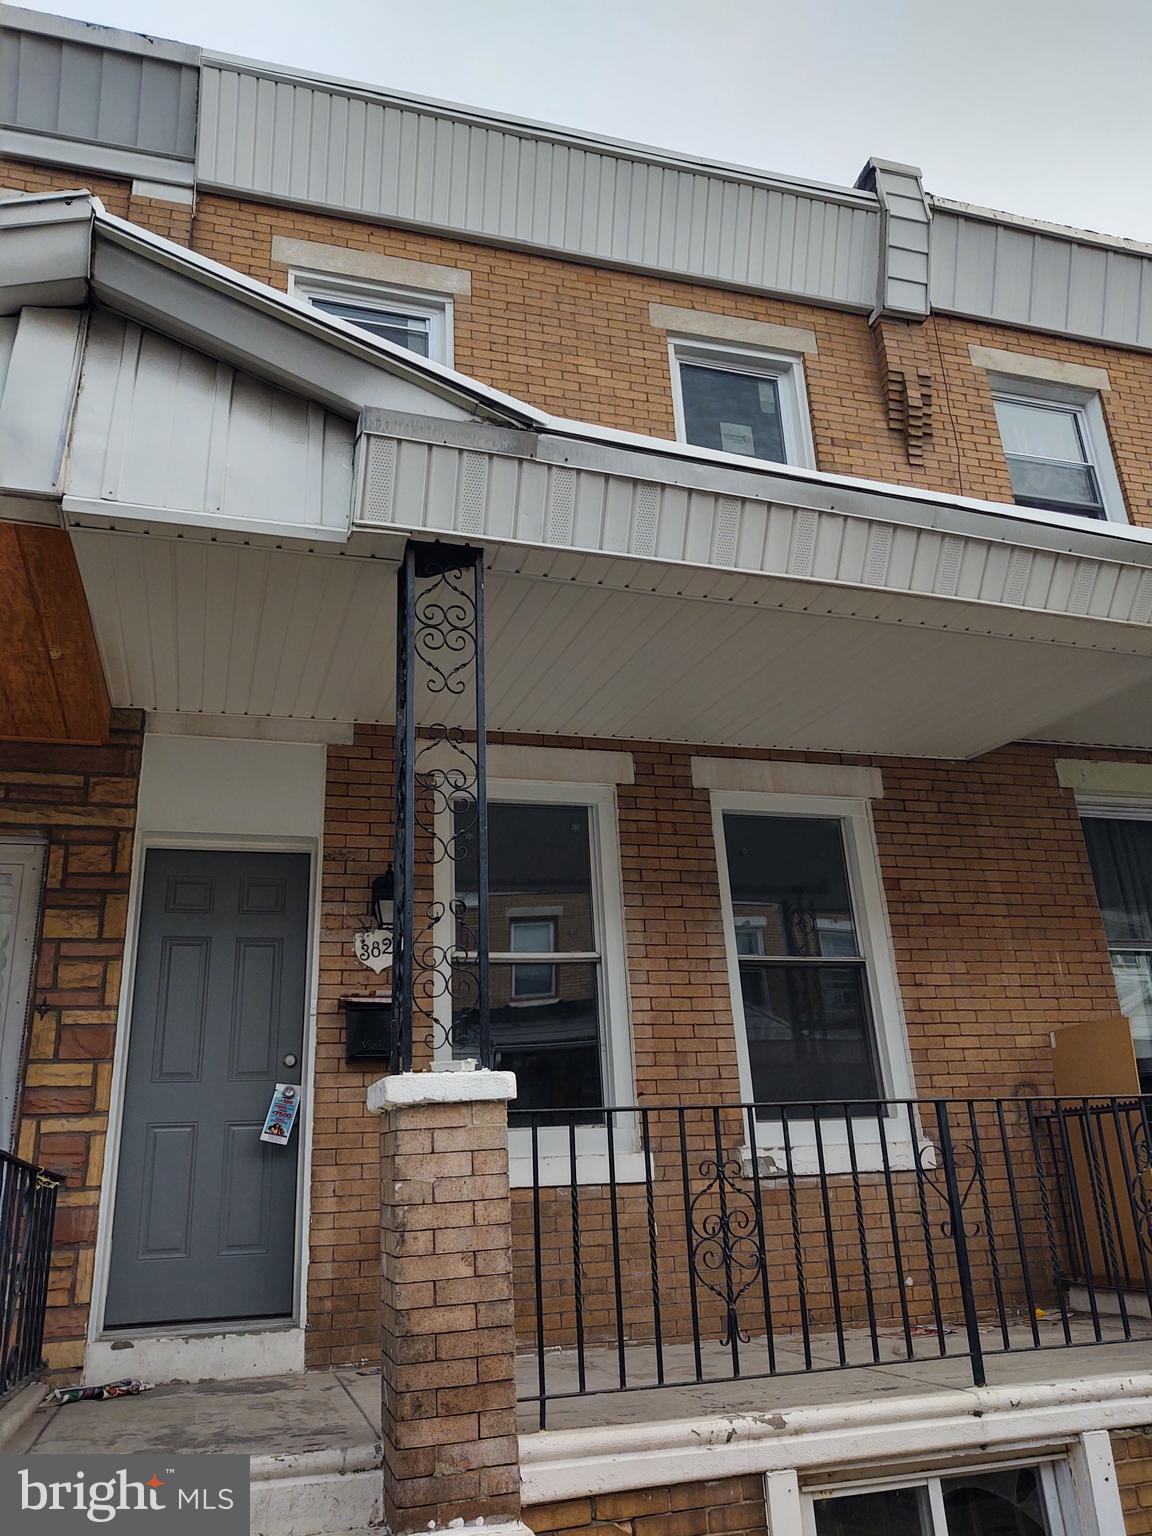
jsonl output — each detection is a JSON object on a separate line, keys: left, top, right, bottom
{"left": 66, "top": 504, "right": 1152, "bottom": 759}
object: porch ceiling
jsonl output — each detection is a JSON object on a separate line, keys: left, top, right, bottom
{"left": 68, "top": 522, "right": 1152, "bottom": 758}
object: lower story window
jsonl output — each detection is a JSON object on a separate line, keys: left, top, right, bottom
{"left": 719, "top": 806, "right": 885, "bottom": 1105}
{"left": 1080, "top": 810, "right": 1152, "bottom": 1090}
{"left": 810, "top": 1462, "right": 1069, "bottom": 1536}
{"left": 450, "top": 786, "right": 630, "bottom": 1123}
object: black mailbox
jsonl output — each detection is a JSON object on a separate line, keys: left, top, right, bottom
{"left": 342, "top": 994, "right": 396, "bottom": 1065}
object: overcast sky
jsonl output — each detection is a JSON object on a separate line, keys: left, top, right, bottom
{"left": 29, "top": 0, "right": 1152, "bottom": 242}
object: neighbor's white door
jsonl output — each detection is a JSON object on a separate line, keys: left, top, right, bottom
{"left": 0, "top": 841, "right": 45, "bottom": 1150}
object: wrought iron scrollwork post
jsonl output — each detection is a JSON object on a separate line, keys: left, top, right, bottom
{"left": 688, "top": 1111, "right": 765, "bottom": 1359}
{"left": 391, "top": 540, "right": 490, "bottom": 1072}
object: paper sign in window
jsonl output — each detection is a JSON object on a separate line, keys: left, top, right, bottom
{"left": 719, "top": 421, "right": 755, "bottom": 455}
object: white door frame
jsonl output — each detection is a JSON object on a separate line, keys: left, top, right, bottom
{"left": 86, "top": 829, "right": 322, "bottom": 1384}
{"left": 0, "top": 836, "right": 46, "bottom": 1152}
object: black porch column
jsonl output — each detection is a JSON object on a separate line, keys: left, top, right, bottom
{"left": 391, "top": 540, "right": 491, "bottom": 1071}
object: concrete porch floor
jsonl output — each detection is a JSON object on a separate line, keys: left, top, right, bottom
{"left": 516, "top": 1315, "right": 1152, "bottom": 1430}
{"left": 6, "top": 1320, "right": 1150, "bottom": 1454}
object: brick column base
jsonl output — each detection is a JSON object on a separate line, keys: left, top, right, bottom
{"left": 369, "top": 1069, "right": 527, "bottom": 1534}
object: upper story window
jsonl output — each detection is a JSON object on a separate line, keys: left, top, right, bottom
{"left": 991, "top": 381, "right": 1124, "bottom": 522}
{"left": 288, "top": 272, "right": 453, "bottom": 364}
{"left": 670, "top": 339, "right": 815, "bottom": 468}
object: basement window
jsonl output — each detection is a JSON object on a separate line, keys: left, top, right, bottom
{"left": 289, "top": 272, "right": 452, "bottom": 363}
{"left": 806, "top": 1460, "right": 1074, "bottom": 1536}
{"left": 671, "top": 339, "right": 815, "bottom": 467}
{"left": 991, "top": 380, "right": 1124, "bottom": 522}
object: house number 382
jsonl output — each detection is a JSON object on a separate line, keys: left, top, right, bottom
{"left": 354, "top": 929, "right": 393, "bottom": 973}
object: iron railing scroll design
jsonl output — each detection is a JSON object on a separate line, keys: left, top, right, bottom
{"left": 0, "top": 1149, "right": 63, "bottom": 1398}
{"left": 391, "top": 540, "right": 490, "bottom": 1072}
{"left": 688, "top": 1108, "right": 765, "bottom": 1356}
{"left": 1127, "top": 1105, "right": 1152, "bottom": 1257}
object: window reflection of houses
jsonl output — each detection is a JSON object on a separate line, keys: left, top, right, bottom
{"left": 723, "top": 813, "right": 882, "bottom": 1106}
{"left": 453, "top": 799, "right": 606, "bottom": 1119}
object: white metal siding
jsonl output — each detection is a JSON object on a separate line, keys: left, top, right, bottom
{"left": 66, "top": 311, "right": 355, "bottom": 532}
{"left": 931, "top": 209, "right": 1152, "bottom": 349}
{"left": 71, "top": 530, "right": 396, "bottom": 722}
{"left": 355, "top": 431, "right": 1152, "bottom": 636}
{"left": 197, "top": 62, "right": 879, "bottom": 307}
{"left": 0, "top": 21, "right": 198, "bottom": 160}
{"left": 68, "top": 527, "right": 1152, "bottom": 758}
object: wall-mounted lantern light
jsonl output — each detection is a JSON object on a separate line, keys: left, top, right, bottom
{"left": 371, "top": 864, "right": 395, "bottom": 933}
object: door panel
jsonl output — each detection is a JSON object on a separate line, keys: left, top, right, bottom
{"left": 0, "top": 841, "right": 45, "bottom": 1151}
{"left": 105, "top": 849, "right": 309, "bottom": 1328}
{"left": 139, "top": 1123, "right": 197, "bottom": 1258}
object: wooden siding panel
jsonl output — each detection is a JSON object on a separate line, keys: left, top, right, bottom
{"left": 0, "top": 525, "right": 109, "bottom": 745}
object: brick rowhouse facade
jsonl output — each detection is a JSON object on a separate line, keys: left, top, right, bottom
{"left": 5, "top": 144, "right": 1152, "bottom": 1378}
{"left": 6, "top": 13, "right": 1152, "bottom": 1526}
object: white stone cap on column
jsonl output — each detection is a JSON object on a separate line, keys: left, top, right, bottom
{"left": 442, "top": 1523, "right": 536, "bottom": 1536}
{"left": 367, "top": 1068, "right": 518, "bottom": 1111}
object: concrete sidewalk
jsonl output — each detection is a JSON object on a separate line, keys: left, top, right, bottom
{"left": 7, "top": 1369, "right": 384, "bottom": 1536}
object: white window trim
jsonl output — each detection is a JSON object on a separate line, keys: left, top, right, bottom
{"left": 989, "top": 373, "right": 1126, "bottom": 525}
{"left": 801, "top": 1456, "right": 1076, "bottom": 1536}
{"left": 710, "top": 789, "right": 925, "bottom": 1176}
{"left": 668, "top": 336, "right": 816, "bottom": 469}
{"left": 287, "top": 269, "right": 454, "bottom": 365}
{"left": 434, "top": 778, "right": 641, "bottom": 1187}
{"left": 1077, "top": 793, "right": 1152, "bottom": 823}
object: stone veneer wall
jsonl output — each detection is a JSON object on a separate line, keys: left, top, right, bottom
{"left": 2, "top": 709, "right": 143, "bottom": 1373}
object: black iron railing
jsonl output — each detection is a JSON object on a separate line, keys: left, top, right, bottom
{"left": 515, "top": 1097, "right": 1152, "bottom": 1427}
{"left": 0, "top": 1148, "right": 62, "bottom": 1398}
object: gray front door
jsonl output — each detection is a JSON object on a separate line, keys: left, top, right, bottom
{"left": 105, "top": 849, "right": 309, "bottom": 1328}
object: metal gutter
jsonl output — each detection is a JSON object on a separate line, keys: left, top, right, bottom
{"left": 88, "top": 204, "right": 549, "bottom": 427}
